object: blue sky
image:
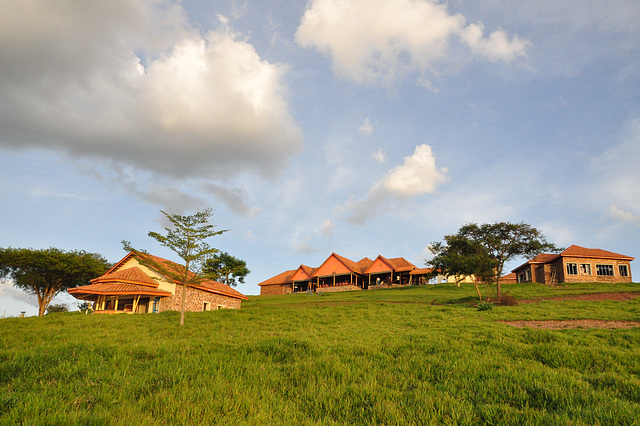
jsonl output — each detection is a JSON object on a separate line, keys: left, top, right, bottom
{"left": 1, "top": 0, "right": 639, "bottom": 316}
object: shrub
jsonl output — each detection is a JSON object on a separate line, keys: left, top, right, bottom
{"left": 46, "top": 303, "right": 69, "bottom": 314}
{"left": 476, "top": 301, "right": 494, "bottom": 311}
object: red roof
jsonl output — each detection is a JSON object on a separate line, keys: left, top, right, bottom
{"left": 561, "top": 245, "right": 634, "bottom": 260}
{"left": 68, "top": 282, "right": 172, "bottom": 297}
{"left": 91, "top": 266, "right": 158, "bottom": 287}
{"left": 410, "top": 267, "right": 434, "bottom": 275}
{"left": 258, "top": 269, "right": 296, "bottom": 286}
{"left": 75, "top": 252, "right": 248, "bottom": 300}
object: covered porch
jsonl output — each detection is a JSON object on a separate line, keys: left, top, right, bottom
{"left": 68, "top": 283, "right": 171, "bottom": 314}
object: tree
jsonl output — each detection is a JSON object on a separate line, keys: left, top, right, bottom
{"left": 204, "top": 252, "right": 249, "bottom": 286}
{"left": 0, "top": 247, "right": 110, "bottom": 316}
{"left": 123, "top": 209, "right": 227, "bottom": 326}
{"left": 46, "top": 303, "right": 69, "bottom": 314}
{"left": 455, "top": 222, "right": 560, "bottom": 298}
{"left": 427, "top": 235, "right": 497, "bottom": 301}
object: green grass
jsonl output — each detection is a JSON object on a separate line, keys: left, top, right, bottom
{"left": 2, "top": 282, "right": 640, "bottom": 425}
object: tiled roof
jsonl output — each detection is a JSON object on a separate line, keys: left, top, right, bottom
{"left": 258, "top": 269, "right": 296, "bottom": 286}
{"left": 192, "top": 280, "right": 248, "bottom": 300}
{"left": 356, "top": 257, "right": 374, "bottom": 272}
{"left": 410, "top": 267, "right": 434, "bottom": 275}
{"left": 87, "top": 251, "right": 248, "bottom": 300}
{"left": 331, "top": 253, "right": 363, "bottom": 274}
{"left": 91, "top": 266, "right": 158, "bottom": 287}
{"left": 387, "top": 257, "right": 416, "bottom": 272}
{"left": 512, "top": 253, "right": 561, "bottom": 271}
{"left": 561, "top": 245, "right": 634, "bottom": 260}
{"left": 68, "top": 282, "right": 172, "bottom": 297}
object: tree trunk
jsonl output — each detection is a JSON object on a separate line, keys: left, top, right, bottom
{"left": 495, "top": 270, "right": 502, "bottom": 299}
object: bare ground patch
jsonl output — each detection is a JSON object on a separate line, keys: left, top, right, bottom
{"left": 500, "top": 319, "right": 640, "bottom": 329}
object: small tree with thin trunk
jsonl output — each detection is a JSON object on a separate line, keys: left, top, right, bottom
{"left": 123, "top": 209, "right": 227, "bottom": 326}
{"left": 0, "top": 247, "right": 110, "bottom": 316}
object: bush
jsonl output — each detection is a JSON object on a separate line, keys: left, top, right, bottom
{"left": 46, "top": 303, "right": 69, "bottom": 314}
{"left": 476, "top": 301, "right": 494, "bottom": 311}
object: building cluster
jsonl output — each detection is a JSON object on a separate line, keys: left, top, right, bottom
{"left": 258, "top": 252, "right": 472, "bottom": 296}
{"left": 259, "top": 245, "right": 634, "bottom": 296}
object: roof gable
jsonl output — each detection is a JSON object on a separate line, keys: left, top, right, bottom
{"left": 312, "top": 253, "right": 361, "bottom": 277}
{"left": 366, "top": 256, "right": 395, "bottom": 274}
{"left": 91, "top": 266, "right": 159, "bottom": 288}
{"left": 290, "top": 265, "right": 316, "bottom": 282}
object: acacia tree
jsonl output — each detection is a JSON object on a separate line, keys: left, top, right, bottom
{"left": 123, "top": 209, "right": 227, "bottom": 326}
{"left": 204, "top": 252, "right": 249, "bottom": 287}
{"left": 427, "top": 235, "right": 497, "bottom": 301}
{"left": 0, "top": 247, "right": 110, "bottom": 316}
{"left": 456, "top": 222, "right": 560, "bottom": 298}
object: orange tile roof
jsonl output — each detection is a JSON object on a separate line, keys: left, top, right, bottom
{"left": 86, "top": 252, "right": 248, "bottom": 300}
{"left": 258, "top": 269, "right": 296, "bottom": 286}
{"left": 410, "top": 267, "right": 434, "bottom": 275}
{"left": 68, "top": 282, "right": 172, "bottom": 297}
{"left": 561, "top": 245, "right": 634, "bottom": 260}
{"left": 191, "top": 280, "right": 248, "bottom": 300}
{"left": 357, "top": 257, "right": 374, "bottom": 272}
{"left": 387, "top": 257, "right": 416, "bottom": 272}
{"left": 91, "top": 266, "right": 158, "bottom": 287}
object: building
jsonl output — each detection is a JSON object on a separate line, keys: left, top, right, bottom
{"left": 68, "top": 252, "right": 248, "bottom": 313}
{"left": 512, "top": 245, "right": 634, "bottom": 284}
{"left": 258, "top": 252, "right": 475, "bottom": 295}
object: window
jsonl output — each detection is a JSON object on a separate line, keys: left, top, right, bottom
{"left": 203, "top": 301, "right": 211, "bottom": 311}
{"left": 580, "top": 264, "right": 591, "bottom": 275}
{"left": 525, "top": 270, "right": 531, "bottom": 281}
{"left": 596, "top": 264, "right": 614, "bottom": 276}
{"left": 566, "top": 263, "right": 578, "bottom": 275}
{"left": 619, "top": 265, "right": 629, "bottom": 277}
{"left": 518, "top": 273, "right": 525, "bottom": 283}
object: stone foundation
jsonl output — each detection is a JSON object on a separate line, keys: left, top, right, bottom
{"left": 316, "top": 285, "right": 361, "bottom": 293}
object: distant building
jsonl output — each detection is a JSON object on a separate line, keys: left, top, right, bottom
{"left": 512, "top": 245, "right": 634, "bottom": 284}
{"left": 69, "top": 252, "right": 247, "bottom": 313}
{"left": 257, "top": 252, "right": 475, "bottom": 295}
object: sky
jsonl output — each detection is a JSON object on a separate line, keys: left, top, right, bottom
{"left": 1, "top": 0, "right": 639, "bottom": 316}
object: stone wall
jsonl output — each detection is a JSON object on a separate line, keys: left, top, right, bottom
{"left": 259, "top": 283, "right": 290, "bottom": 295}
{"left": 161, "top": 285, "right": 242, "bottom": 312}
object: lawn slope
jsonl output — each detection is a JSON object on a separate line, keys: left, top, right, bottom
{"left": 1, "top": 282, "right": 640, "bottom": 425}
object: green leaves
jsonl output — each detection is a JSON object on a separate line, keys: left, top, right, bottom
{"left": 0, "top": 247, "right": 110, "bottom": 316}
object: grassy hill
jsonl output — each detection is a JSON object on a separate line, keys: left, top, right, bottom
{"left": 2, "top": 282, "right": 640, "bottom": 425}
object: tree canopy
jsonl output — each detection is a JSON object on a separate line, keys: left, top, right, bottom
{"left": 204, "top": 252, "right": 249, "bottom": 287}
{"left": 0, "top": 247, "right": 110, "bottom": 316}
{"left": 427, "top": 235, "right": 497, "bottom": 301}
{"left": 429, "top": 222, "right": 560, "bottom": 298}
{"left": 123, "top": 209, "right": 227, "bottom": 326}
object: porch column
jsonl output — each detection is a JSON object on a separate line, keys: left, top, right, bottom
{"left": 114, "top": 298, "right": 119, "bottom": 311}
{"left": 132, "top": 295, "right": 141, "bottom": 313}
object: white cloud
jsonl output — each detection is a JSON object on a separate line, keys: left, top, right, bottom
{"left": 372, "top": 148, "right": 387, "bottom": 163}
{"left": 0, "top": 2, "right": 303, "bottom": 184}
{"left": 321, "top": 219, "right": 334, "bottom": 237}
{"left": 383, "top": 144, "right": 449, "bottom": 196}
{"left": 295, "top": 0, "right": 529, "bottom": 84}
{"left": 341, "top": 144, "right": 448, "bottom": 224}
{"left": 359, "top": 117, "right": 374, "bottom": 135}
{"left": 609, "top": 204, "right": 640, "bottom": 226}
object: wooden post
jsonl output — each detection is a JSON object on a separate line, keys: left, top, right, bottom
{"left": 114, "top": 298, "right": 119, "bottom": 311}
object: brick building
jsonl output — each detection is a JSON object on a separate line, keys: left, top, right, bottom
{"left": 512, "top": 245, "right": 634, "bottom": 284}
{"left": 69, "top": 252, "right": 247, "bottom": 313}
